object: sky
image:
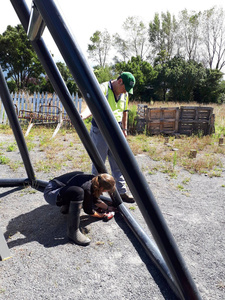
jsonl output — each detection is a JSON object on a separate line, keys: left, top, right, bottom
{"left": 1, "top": 0, "right": 225, "bottom": 65}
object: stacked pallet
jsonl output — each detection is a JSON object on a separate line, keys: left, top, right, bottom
{"left": 133, "top": 105, "right": 215, "bottom": 136}
{"left": 145, "top": 107, "right": 180, "bottom": 135}
{"left": 178, "top": 106, "right": 214, "bottom": 135}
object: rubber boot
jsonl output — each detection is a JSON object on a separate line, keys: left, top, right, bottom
{"left": 67, "top": 201, "right": 90, "bottom": 246}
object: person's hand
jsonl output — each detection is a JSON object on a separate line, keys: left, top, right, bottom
{"left": 90, "top": 211, "right": 107, "bottom": 218}
{"left": 122, "top": 128, "right": 128, "bottom": 137}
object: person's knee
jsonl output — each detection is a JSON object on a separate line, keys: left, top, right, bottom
{"left": 57, "top": 186, "right": 84, "bottom": 206}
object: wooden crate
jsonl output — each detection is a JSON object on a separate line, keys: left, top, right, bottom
{"left": 179, "top": 106, "right": 214, "bottom": 135}
{"left": 133, "top": 105, "right": 214, "bottom": 136}
{"left": 179, "top": 120, "right": 211, "bottom": 135}
{"left": 146, "top": 107, "right": 179, "bottom": 134}
{"left": 179, "top": 106, "right": 213, "bottom": 120}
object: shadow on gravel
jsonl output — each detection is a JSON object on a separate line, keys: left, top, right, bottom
{"left": 3, "top": 204, "right": 102, "bottom": 249}
{"left": 114, "top": 213, "right": 179, "bottom": 300}
{"left": 0, "top": 187, "right": 24, "bottom": 198}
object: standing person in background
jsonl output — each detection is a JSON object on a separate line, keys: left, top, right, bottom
{"left": 81, "top": 72, "right": 135, "bottom": 203}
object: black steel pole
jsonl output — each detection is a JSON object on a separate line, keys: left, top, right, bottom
{"left": 9, "top": 0, "right": 183, "bottom": 298}
{"left": 0, "top": 66, "right": 36, "bottom": 184}
{"left": 9, "top": 1, "right": 181, "bottom": 292}
{"left": 31, "top": 1, "right": 201, "bottom": 299}
{"left": 0, "top": 178, "right": 30, "bottom": 187}
{"left": 9, "top": 0, "right": 106, "bottom": 177}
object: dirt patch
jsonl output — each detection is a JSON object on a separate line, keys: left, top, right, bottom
{"left": 0, "top": 133, "right": 225, "bottom": 299}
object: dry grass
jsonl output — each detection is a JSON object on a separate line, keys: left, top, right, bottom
{"left": 128, "top": 102, "right": 225, "bottom": 176}
{"left": 0, "top": 102, "right": 224, "bottom": 176}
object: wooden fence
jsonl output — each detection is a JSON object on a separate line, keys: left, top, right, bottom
{"left": 133, "top": 104, "right": 215, "bottom": 136}
{"left": 0, "top": 91, "right": 83, "bottom": 125}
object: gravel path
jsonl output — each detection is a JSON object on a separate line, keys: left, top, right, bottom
{"left": 0, "top": 135, "right": 225, "bottom": 299}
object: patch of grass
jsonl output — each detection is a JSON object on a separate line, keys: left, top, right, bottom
{"left": 182, "top": 177, "right": 190, "bottom": 185}
{"left": 0, "top": 142, "right": 6, "bottom": 149}
{"left": 129, "top": 206, "right": 136, "bottom": 211}
{"left": 0, "top": 124, "right": 12, "bottom": 134}
{"left": 148, "top": 170, "right": 155, "bottom": 175}
{"left": 9, "top": 161, "right": 22, "bottom": 171}
{"left": 0, "top": 155, "right": 10, "bottom": 164}
{"left": 6, "top": 143, "right": 17, "bottom": 152}
{"left": 161, "top": 165, "right": 177, "bottom": 178}
{"left": 177, "top": 184, "right": 186, "bottom": 191}
{"left": 0, "top": 102, "right": 224, "bottom": 176}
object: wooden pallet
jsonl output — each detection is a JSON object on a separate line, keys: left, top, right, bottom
{"left": 134, "top": 105, "right": 214, "bottom": 136}
{"left": 179, "top": 106, "right": 214, "bottom": 135}
{"left": 145, "top": 107, "right": 180, "bottom": 135}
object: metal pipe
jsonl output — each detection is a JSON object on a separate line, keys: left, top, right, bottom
{"left": 0, "top": 65, "right": 36, "bottom": 184}
{"left": 0, "top": 178, "right": 30, "bottom": 187}
{"left": 27, "top": 3, "right": 46, "bottom": 41}
{"left": 10, "top": 0, "right": 107, "bottom": 177}
{"left": 30, "top": 1, "right": 201, "bottom": 299}
{"left": 9, "top": 0, "right": 182, "bottom": 297}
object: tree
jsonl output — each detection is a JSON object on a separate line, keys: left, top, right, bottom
{"left": 193, "top": 68, "right": 223, "bottom": 103}
{"left": 114, "top": 56, "right": 157, "bottom": 102}
{"left": 113, "top": 17, "right": 149, "bottom": 62}
{"left": 93, "top": 65, "right": 113, "bottom": 83}
{"left": 177, "top": 9, "right": 201, "bottom": 61}
{"left": 112, "top": 33, "right": 129, "bottom": 62}
{"left": 0, "top": 25, "right": 44, "bottom": 90}
{"left": 153, "top": 51, "right": 171, "bottom": 102}
{"left": 201, "top": 7, "right": 225, "bottom": 70}
{"left": 87, "top": 30, "right": 111, "bottom": 67}
{"left": 148, "top": 12, "right": 178, "bottom": 60}
{"left": 56, "top": 62, "right": 78, "bottom": 94}
{"left": 166, "top": 56, "right": 208, "bottom": 102}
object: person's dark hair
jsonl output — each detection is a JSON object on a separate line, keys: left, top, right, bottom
{"left": 91, "top": 173, "right": 116, "bottom": 197}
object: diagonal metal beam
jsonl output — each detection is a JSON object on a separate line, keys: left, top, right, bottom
{"left": 8, "top": 0, "right": 202, "bottom": 299}
{"left": 30, "top": 1, "right": 202, "bottom": 298}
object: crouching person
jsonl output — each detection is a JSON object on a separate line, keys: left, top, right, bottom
{"left": 44, "top": 172, "right": 116, "bottom": 246}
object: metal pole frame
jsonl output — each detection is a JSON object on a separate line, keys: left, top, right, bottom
{"left": 5, "top": 0, "right": 202, "bottom": 299}
{"left": 0, "top": 65, "right": 36, "bottom": 184}
{"left": 0, "top": 1, "right": 181, "bottom": 298}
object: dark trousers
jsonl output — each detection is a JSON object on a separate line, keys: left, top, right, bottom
{"left": 56, "top": 186, "right": 84, "bottom": 206}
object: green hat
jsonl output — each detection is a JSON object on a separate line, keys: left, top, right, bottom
{"left": 120, "top": 72, "right": 135, "bottom": 94}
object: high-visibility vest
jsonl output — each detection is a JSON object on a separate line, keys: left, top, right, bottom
{"left": 100, "top": 81, "right": 129, "bottom": 123}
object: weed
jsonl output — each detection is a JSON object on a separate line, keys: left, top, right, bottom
{"left": 148, "top": 170, "right": 155, "bottom": 175}
{"left": 9, "top": 161, "right": 21, "bottom": 171}
{"left": 6, "top": 143, "right": 17, "bottom": 152}
{"left": 0, "top": 155, "right": 10, "bottom": 164}
{"left": 26, "top": 141, "right": 36, "bottom": 151}
{"left": 182, "top": 177, "right": 190, "bottom": 185}
{"left": 177, "top": 184, "right": 185, "bottom": 191}
{"left": 173, "top": 151, "right": 177, "bottom": 169}
{"left": 129, "top": 206, "right": 136, "bottom": 211}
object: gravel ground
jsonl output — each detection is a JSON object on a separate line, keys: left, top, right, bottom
{"left": 0, "top": 134, "right": 225, "bottom": 300}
